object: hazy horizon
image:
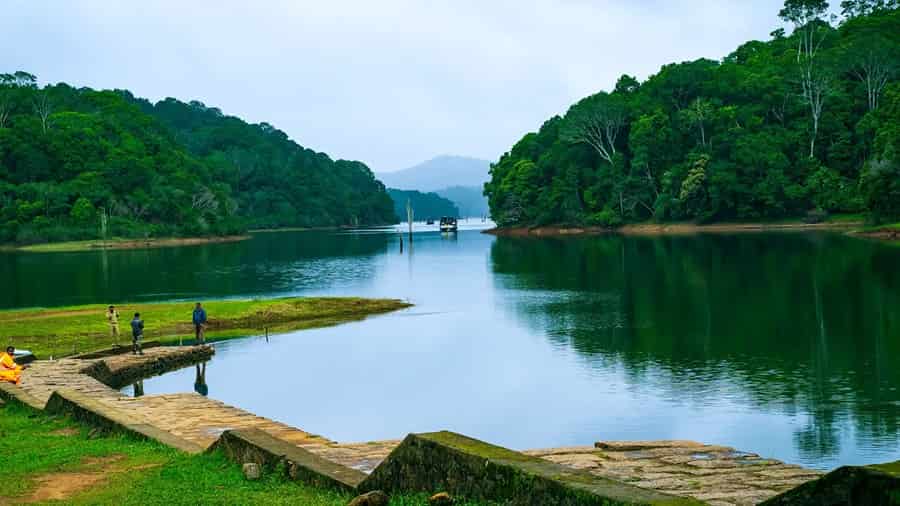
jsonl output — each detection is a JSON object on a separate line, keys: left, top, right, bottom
{"left": 4, "top": 0, "right": 790, "bottom": 170}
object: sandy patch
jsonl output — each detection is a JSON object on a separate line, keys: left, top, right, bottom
{"left": 15, "top": 454, "right": 151, "bottom": 504}
{"left": 49, "top": 427, "right": 81, "bottom": 437}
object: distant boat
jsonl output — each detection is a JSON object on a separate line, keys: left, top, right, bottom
{"left": 440, "top": 216, "right": 458, "bottom": 232}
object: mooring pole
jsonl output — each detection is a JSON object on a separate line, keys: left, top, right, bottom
{"left": 406, "top": 199, "right": 414, "bottom": 241}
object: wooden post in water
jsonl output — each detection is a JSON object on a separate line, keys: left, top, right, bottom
{"left": 406, "top": 198, "right": 414, "bottom": 242}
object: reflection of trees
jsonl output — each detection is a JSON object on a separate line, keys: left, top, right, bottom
{"left": 490, "top": 233, "right": 900, "bottom": 461}
{"left": 0, "top": 231, "right": 391, "bottom": 308}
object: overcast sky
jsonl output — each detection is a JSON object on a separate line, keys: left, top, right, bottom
{"left": 3, "top": 0, "right": 789, "bottom": 171}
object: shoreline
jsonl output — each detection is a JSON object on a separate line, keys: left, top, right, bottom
{"left": 1, "top": 296, "right": 411, "bottom": 359}
{"left": 10, "top": 235, "right": 252, "bottom": 253}
{"left": 3, "top": 345, "right": 880, "bottom": 504}
{"left": 484, "top": 220, "right": 864, "bottom": 237}
{"left": 248, "top": 223, "right": 397, "bottom": 234}
{"left": 849, "top": 225, "right": 900, "bottom": 243}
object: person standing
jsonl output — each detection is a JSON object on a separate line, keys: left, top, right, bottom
{"left": 130, "top": 312, "right": 144, "bottom": 355}
{"left": 107, "top": 305, "right": 120, "bottom": 342}
{"left": 192, "top": 303, "right": 207, "bottom": 344}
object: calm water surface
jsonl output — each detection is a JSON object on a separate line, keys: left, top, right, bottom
{"left": 3, "top": 225, "right": 899, "bottom": 470}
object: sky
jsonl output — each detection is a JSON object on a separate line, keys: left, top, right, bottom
{"left": 2, "top": 0, "right": 789, "bottom": 171}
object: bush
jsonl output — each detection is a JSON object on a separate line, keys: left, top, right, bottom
{"left": 860, "top": 156, "right": 900, "bottom": 223}
{"left": 589, "top": 208, "right": 623, "bottom": 228}
{"left": 803, "top": 209, "right": 829, "bottom": 224}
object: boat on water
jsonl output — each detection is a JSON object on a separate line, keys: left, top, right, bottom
{"left": 440, "top": 216, "right": 458, "bottom": 232}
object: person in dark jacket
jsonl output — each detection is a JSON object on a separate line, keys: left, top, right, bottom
{"left": 130, "top": 312, "right": 144, "bottom": 355}
{"left": 192, "top": 303, "right": 207, "bottom": 344}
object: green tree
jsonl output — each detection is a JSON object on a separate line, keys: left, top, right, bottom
{"left": 69, "top": 196, "right": 96, "bottom": 224}
{"left": 780, "top": 0, "right": 835, "bottom": 158}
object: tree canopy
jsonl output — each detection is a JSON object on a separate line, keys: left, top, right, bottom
{"left": 485, "top": 5, "right": 900, "bottom": 227}
{"left": 0, "top": 78, "right": 396, "bottom": 244}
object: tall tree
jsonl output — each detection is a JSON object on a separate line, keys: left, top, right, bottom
{"left": 841, "top": 14, "right": 899, "bottom": 111}
{"left": 0, "top": 91, "right": 10, "bottom": 129}
{"left": 840, "top": 0, "right": 899, "bottom": 18}
{"left": 780, "top": 0, "right": 834, "bottom": 158}
{"left": 681, "top": 97, "right": 715, "bottom": 148}
{"left": 561, "top": 92, "right": 626, "bottom": 165}
{"left": 33, "top": 91, "right": 52, "bottom": 133}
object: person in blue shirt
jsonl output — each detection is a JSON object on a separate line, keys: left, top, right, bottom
{"left": 130, "top": 313, "right": 144, "bottom": 355}
{"left": 192, "top": 303, "right": 208, "bottom": 344}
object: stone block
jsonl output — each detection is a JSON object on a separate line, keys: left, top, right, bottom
{"left": 760, "top": 462, "right": 900, "bottom": 505}
{"left": 81, "top": 345, "right": 214, "bottom": 388}
{"left": 44, "top": 388, "right": 203, "bottom": 453}
{"left": 359, "top": 431, "right": 701, "bottom": 505}
{"left": 243, "top": 462, "right": 261, "bottom": 480}
{"left": 211, "top": 428, "right": 365, "bottom": 493}
{"left": 71, "top": 341, "right": 161, "bottom": 360}
{"left": 0, "top": 380, "right": 47, "bottom": 410}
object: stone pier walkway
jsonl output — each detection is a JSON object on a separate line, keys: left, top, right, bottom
{"left": 527, "top": 442, "right": 822, "bottom": 506}
{"left": 12, "top": 347, "right": 399, "bottom": 471}
{"left": 9, "top": 348, "right": 821, "bottom": 505}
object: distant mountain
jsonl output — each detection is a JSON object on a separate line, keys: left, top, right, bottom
{"left": 436, "top": 186, "right": 489, "bottom": 218}
{"left": 377, "top": 155, "right": 490, "bottom": 192}
{"left": 386, "top": 189, "right": 459, "bottom": 222}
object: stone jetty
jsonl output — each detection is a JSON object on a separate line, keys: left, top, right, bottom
{"left": 0, "top": 346, "right": 838, "bottom": 505}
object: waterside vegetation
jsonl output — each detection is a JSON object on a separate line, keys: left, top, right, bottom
{"left": 0, "top": 73, "right": 397, "bottom": 246}
{"left": 485, "top": 2, "right": 900, "bottom": 229}
{"left": 11, "top": 234, "right": 251, "bottom": 253}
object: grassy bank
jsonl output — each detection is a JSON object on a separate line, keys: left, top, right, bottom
{"left": 1, "top": 297, "right": 411, "bottom": 358}
{"left": 13, "top": 235, "right": 251, "bottom": 253}
{"left": 0, "top": 400, "right": 485, "bottom": 505}
{"left": 851, "top": 222, "right": 900, "bottom": 245}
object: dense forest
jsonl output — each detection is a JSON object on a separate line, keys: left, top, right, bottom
{"left": 485, "top": 1, "right": 900, "bottom": 227}
{"left": 0, "top": 75, "right": 395, "bottom": 244}
{"left": 387, "top": 188, "right": 459, "bottom": 222}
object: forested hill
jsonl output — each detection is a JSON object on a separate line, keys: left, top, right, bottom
{"left": 386, "top": 188, "right": 459, "bottom": 222}
{"left": 0, "top": 75, "right": 396, "bottom": 244}
{"left": 485, "top": 3, "right": 900, "bottom": 228}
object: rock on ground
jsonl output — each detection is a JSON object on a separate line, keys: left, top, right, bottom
{"left": 429, "top": 491, "right": 454, "bottom": 505}
{"left": 347, "top": 490, "right": 389, "bottom": 506}
{"left": 242, "top": 462, "right": 260, "bottom": 481}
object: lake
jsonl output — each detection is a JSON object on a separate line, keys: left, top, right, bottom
{"left": 2, "top": 225, "right": 899, "bottom": 470}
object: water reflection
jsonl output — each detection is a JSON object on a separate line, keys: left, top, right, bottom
{"left": 132, "top": 379, "right": 144, "bottom": 398}
{"left": 125, "top": 362, "right": 210, "bottom": 398}
{"left": 490, "top": 233, "right": 900, "bottom": 464}
{"left": 194, "top": 363, "right": 209, "bottom": 396}
{"left": 0, "top": 231, "right": 392, "bottom": 308}
{"left": 7, "top": 228, "right": 900, "bottom": 469}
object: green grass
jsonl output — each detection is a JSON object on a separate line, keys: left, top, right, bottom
{"left": 0, "top": 297, "right": 411, "bottom": 358}
{"left": 870, "top": 461, "right": 900, "bottom": 477}
{"left": 0, "top": 401, "right": 489, "bottom": 505}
